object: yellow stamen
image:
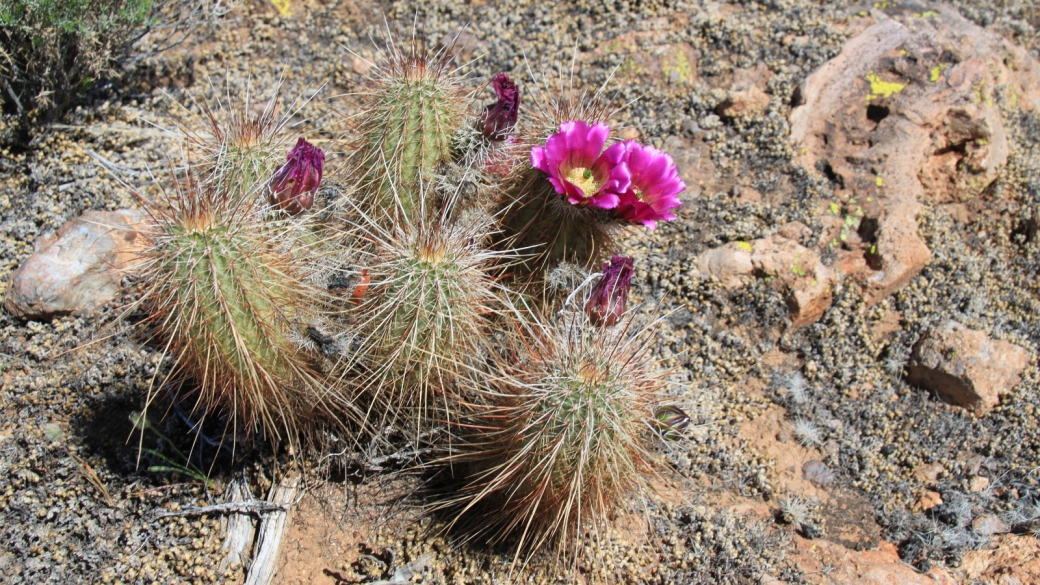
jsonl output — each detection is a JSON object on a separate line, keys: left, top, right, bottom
{"left": 565, "top": 166, "right": 602, "bottom": 199}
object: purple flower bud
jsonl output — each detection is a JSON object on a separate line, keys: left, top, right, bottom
{"left": 655, "top": 406, "right": 691, "bottom": 433}
{"left": 270, "top": 137, "right": 325, "bottom": 215}
{"left": 480, "top": 73, "right": 520, "bottom": 141}
{"left": 584, "top": 255, "right": 634, "bottom": 327}
{"left": 654, "top": 405, "right": 691, "bottom": 440}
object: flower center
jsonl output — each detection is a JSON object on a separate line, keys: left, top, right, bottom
{"left": 565, "top": 166, "right": 603, "bottom": 199}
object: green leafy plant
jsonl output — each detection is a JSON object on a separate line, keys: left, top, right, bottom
{"left": 129, "top": 411, "right": 217, "bottom": 489}
{"left": 0, "top": 0, "right": 155, "bottom": 126}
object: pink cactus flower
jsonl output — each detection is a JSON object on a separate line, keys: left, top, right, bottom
{"left": 530, "top": 120, "right": 630, "bottom": 210}
{"left": 585, "top": 255, "right": 634, "bottom": 327}
{"left": 271, "top": 137, "right": 325, "bottom": 215}
{"left": 480, "top": 73, "right": 520, "bottom": 141}
{"left": 613, "top": 141, "right": 684, "bottom": 229}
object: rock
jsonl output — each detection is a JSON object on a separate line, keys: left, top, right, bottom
{"left": 587, "top": 33, "right": 698, "bottom": 93}
{"left": 661, "top": 135, "right": 713, "bottom": 188}
{"left": 918, "top": 491, "right": 943, "bottom": 511}
{"left": 695, "top": 231, "right": 838, "bottom": 327}
{"left": 717, "top": 85, "right": 770, "bottom": 118}
{"left": 696, "top": 242, "right": 753, "bottom": 288}
{"left": 786, "top": 537, "right": 956, "bottom": 585}
{"left": 4, "top": 209, "right": 146, "bottom": 320}
{"left": 803, "top": 459, "right": 835, "bottom": 488}
{"left": 913, "top": 462, "right": 945, "bottom": 486}
{"left": 972, "top": 514, "right": 1010, "bottom": 537}
{"left": 776, "top": 221, "right": 812, "bottom": 244}
{"left": 906, "top": 320, "right": 1031, "bottom": 414}
{"left": 822, "top": 489, "right": 882, "bottom": 551}
{"left": 969, "top": 476, "right": 990, "bottom": 493}
{"left": 789, "top": 8, "right": 1040, "bottom": 306}
{"left": 961, "top": 534, "right": 1040, "bottom": 583}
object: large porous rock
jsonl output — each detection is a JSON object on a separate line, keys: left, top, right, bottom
{"left": 696, "top": 227, "right": 837, "bottom": 328}
{"left": 4, "top": 209, "right": 147, "bottom": 320}
{"left": 790, "top": 7, "right": 1040, "bottom": 306}
{"left": 906, "top": 320, "right": 1032, "bottom": 414}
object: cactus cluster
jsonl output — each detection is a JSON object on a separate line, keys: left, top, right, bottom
{"left": 130, "top": 32, "right": 691, "bottom": 565}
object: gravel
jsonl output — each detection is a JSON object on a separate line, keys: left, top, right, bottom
{"left": 2, "top": 0, "right": 1039, "bottom": 583}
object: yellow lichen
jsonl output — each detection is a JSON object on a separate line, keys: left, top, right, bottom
{"left": 270, "top": 0, "right": 292, "bottom": 16}
{"left": 866, "top": 73, "right": 905, "bottom": 100}
{"left": 929, "top": 65, "right": 946, "bottom": 82}
{"left": 663, "top": 49, "right": 693, "bottom": 86}
{"left": 875, "top": 176, "right": 884, "bottom": 187}
{"left": 737, "top": 241, "right": 753, "bottom": 252}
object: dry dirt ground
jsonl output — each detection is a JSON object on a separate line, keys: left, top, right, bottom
{"left": 4, "top": 0, "right": 1040, "bottom": 584}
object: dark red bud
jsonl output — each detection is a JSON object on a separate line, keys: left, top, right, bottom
{"left": 585, "top": 255, "right": 634, "bottom": 327}
{"left": 479, "top": 73, "right": 520, "bottom": 141}
{"left": 271, "top": 137, "right": 325, "bottom": 215}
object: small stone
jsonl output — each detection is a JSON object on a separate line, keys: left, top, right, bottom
{"left": 42, "top": 423, "right": 63, "bottom": 442}
{"left": 4, "top": 209, "right": 146, "bottom": 320}
{"left": 803, "top": 459, "right": 835, "bottom": 487}
{"left": 694, "top": 234, "right": 837, "bottom": 327}
{"left": 906, "top": 320, "right": 1031, "bottom": 414}
{"left": 351, "top": 55, "right": 372, "bottom": 75}
{"left": 972, "top": 514, "right": 1009, "bottom": 536}
{"left": 777, "top": 431, "right": 791, "bottom": 443}
{"left": 918, "top": 491, "right": 943, "bottom": 511}
{"left": 969, "top": 476, "right": 990, "bottom": 493}
{"left": 717, "top": 86, "right": 770, "bottom": 118}
{"left": 913, "top": 463, "right": 945, "bottom": 486}
{"left": 619, "top": 127, "right": 641, "bottom": 141}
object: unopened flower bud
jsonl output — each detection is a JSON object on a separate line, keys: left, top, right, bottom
{"left": 654, "top": 405, "right": 692, "bottom": 440}
{"left": 270, "top": 137, "right": 324, "bottom": 214}
{"left": 584, "top": 255, "right": 634, "bottom": 327}
{"left": 479, "top": 73, "right": 520, "bottom": 141}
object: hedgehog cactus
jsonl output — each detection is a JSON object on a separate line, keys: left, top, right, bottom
{"left": 498, "top": 111, "right": 684, "bottom": 276}
{"left": 442, "top": 306, "right": 663, "bottom": 558}
{"left": 349, "top": 45, "right": 467, "bottom": 221}
{"left": 344, "top": 206, "right": 507, "bottom": 433}
{"left": 134, "top": 173, "right": 339, "bottom": 448}
{"left": 177, "top": 95, "right": 294, "bottom": 205}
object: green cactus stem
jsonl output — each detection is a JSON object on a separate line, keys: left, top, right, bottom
{"left": 349, "top": 47, "right": 467, "bottom": 221}
{"left": 496, "top": 168, "right": 621, "bottom": 276}
{"left": 135, "top": 176, "right": 342, "bottom": 448}
{"left": 439, "top": 310, "right": 663, "bottom": 559}
{"left": 342, "top": 207, "right": 508, "bottom": 436}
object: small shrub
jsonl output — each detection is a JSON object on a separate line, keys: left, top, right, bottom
{"left": 0, "top": 0, "right": 194, "bottom": 136}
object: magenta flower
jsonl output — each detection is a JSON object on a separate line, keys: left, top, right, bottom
{"left": 613, "top": 141, "right": 685, "bottom": 229}
{"left": 530, "top": 120, "right": 631, "bottom": 209}
{"left": 480, "top": 73, "right": 520, "bottom": 141}
{"left": 270, "top": 137, "right": 325, "bottom": 215}
{"left": 585, "top": 255, "right": 634, "bottom": 327}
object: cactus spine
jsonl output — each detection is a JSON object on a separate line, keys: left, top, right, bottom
{"left": 442, "top": 311, "right": 662, "bottom": 557}
{"left": 137, "top": 177, "right": 334, "bottom": 446}
{"left": 346, "top": 207, "right": 506, "bottom": 433}
{"left": 350, "top": 47, "right": 466, "bottom": 220}
{"left": 176, "top": 93, "right": 292, "bottom": 205}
